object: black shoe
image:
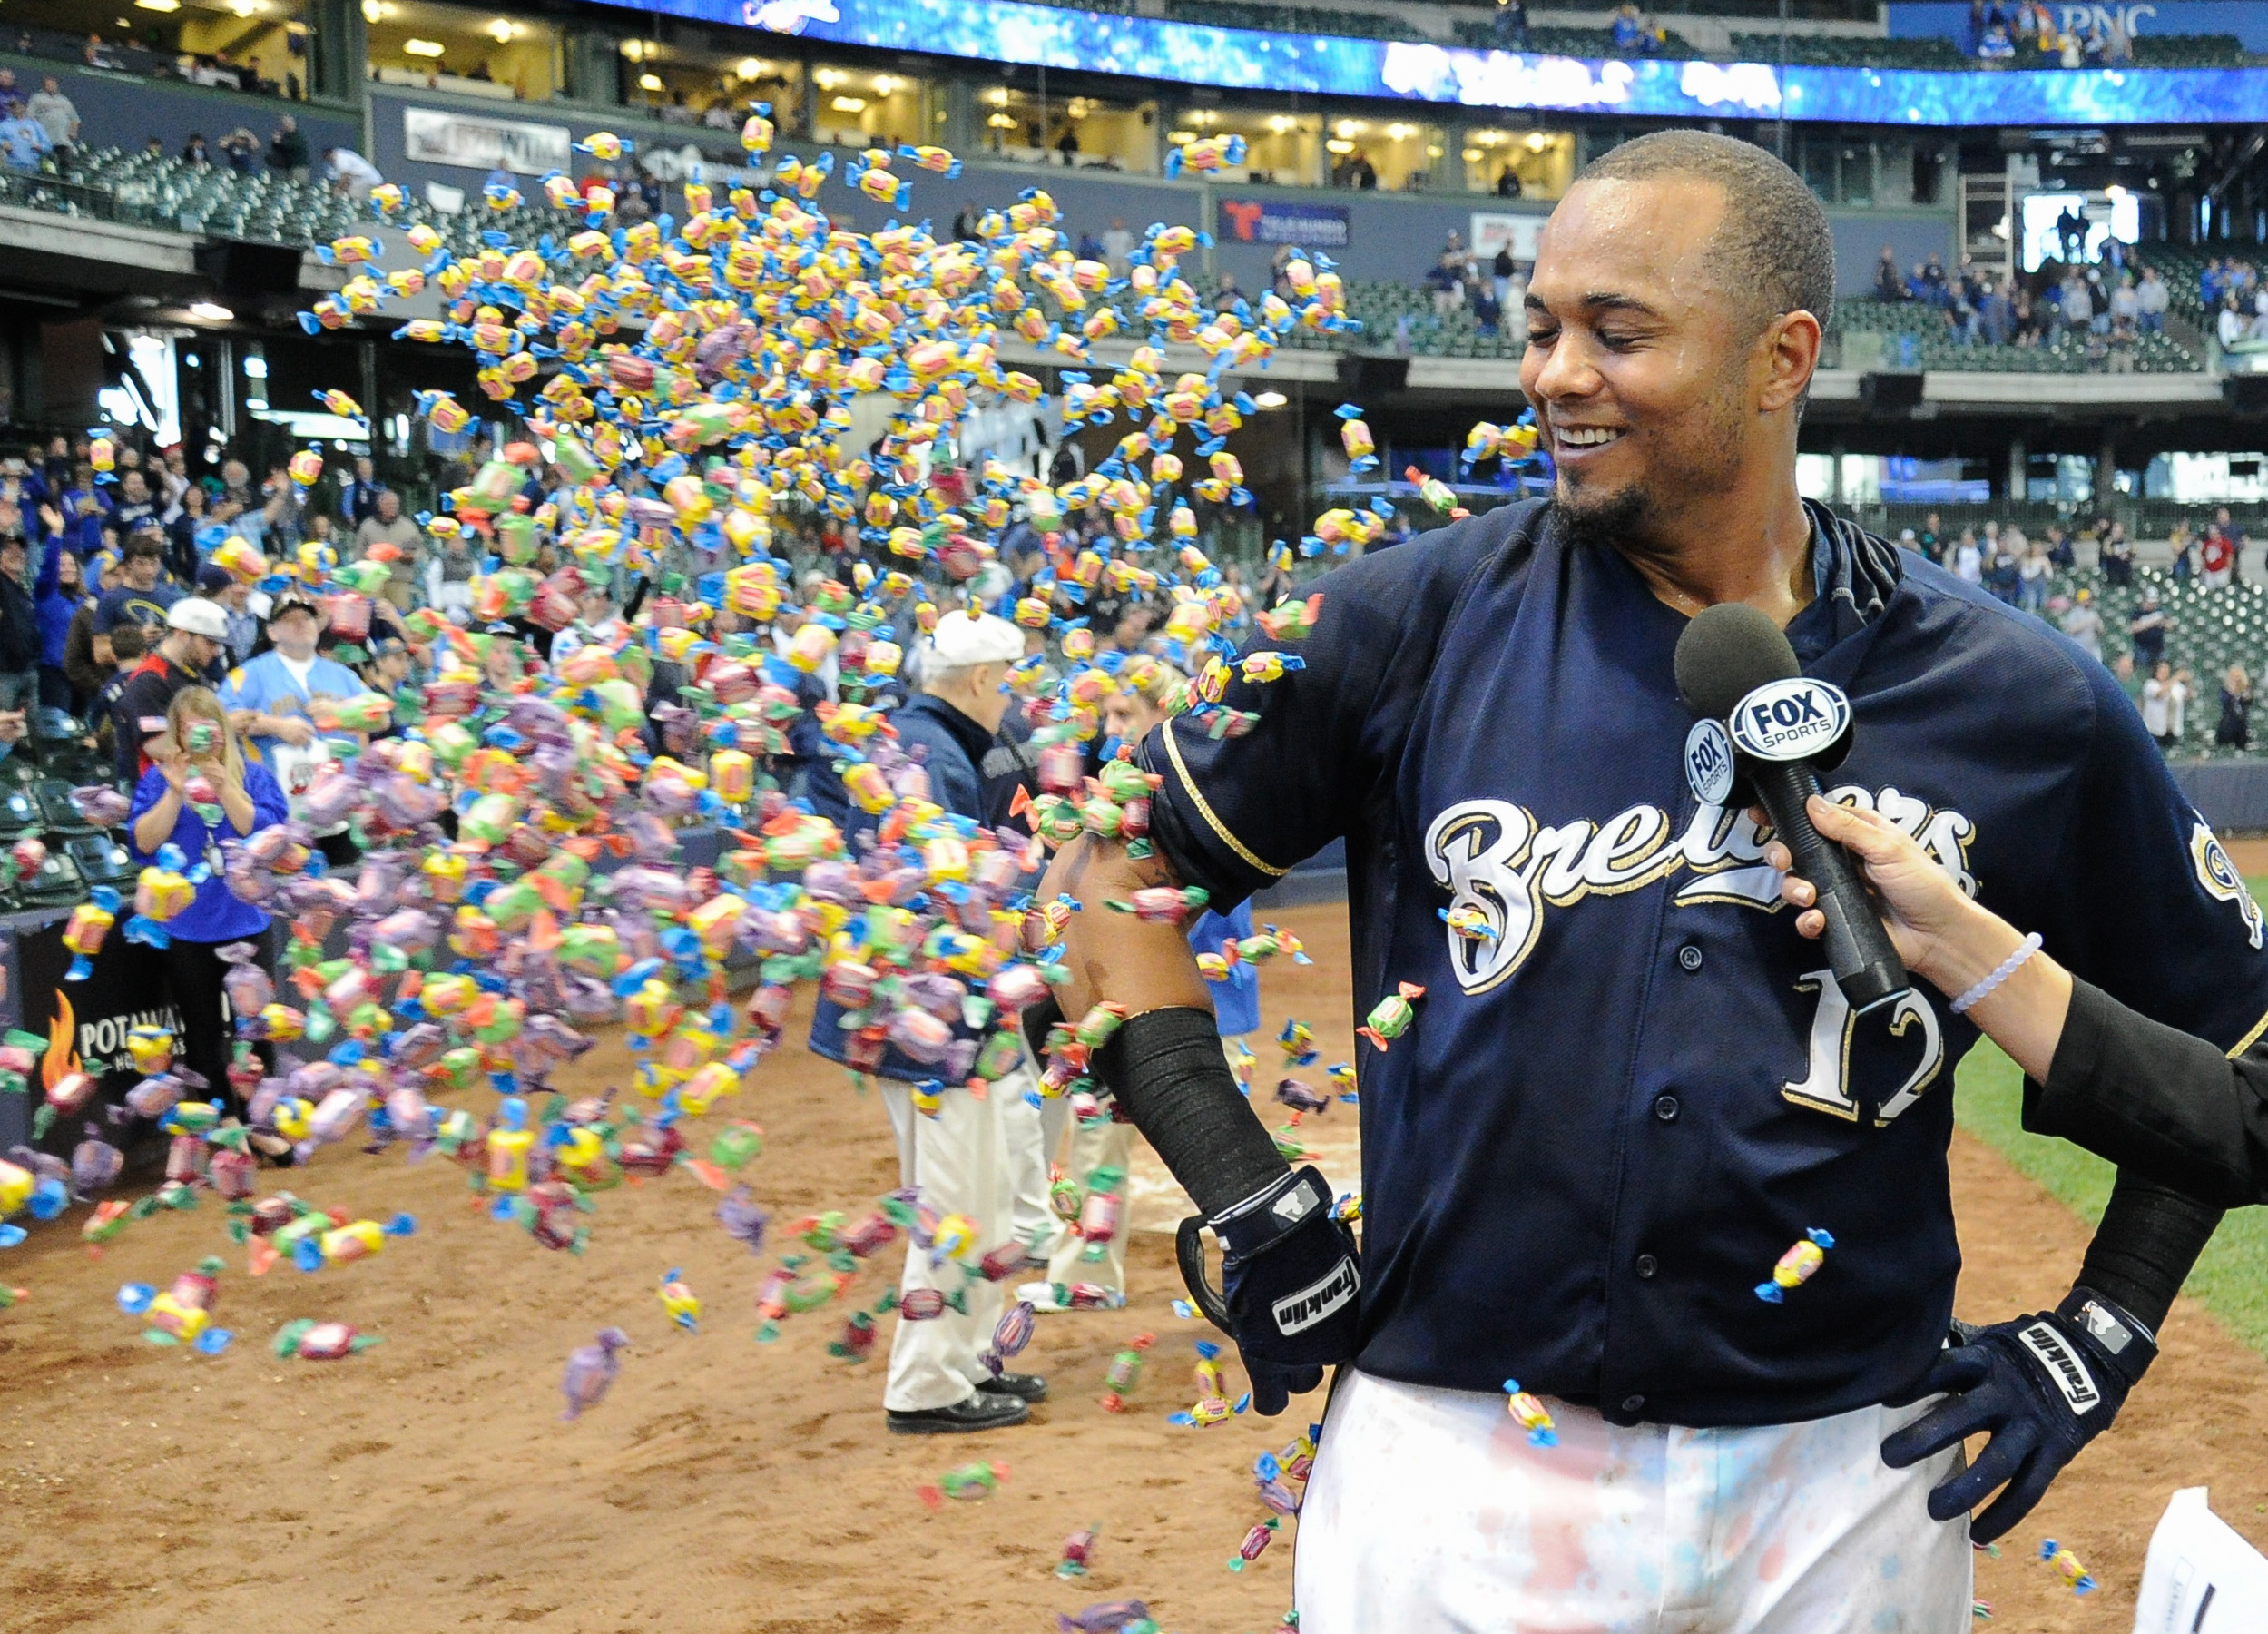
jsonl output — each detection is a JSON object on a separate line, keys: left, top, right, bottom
{"left": 977, "top": 1371, "right": 1048, "bottom": 1403}
{"left": 886, "top": 1392, "right": 1030, "bottom": 1434}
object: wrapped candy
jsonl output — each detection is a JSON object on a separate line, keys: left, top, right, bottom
{"left": 562, "top": 1327, "right": 629, "bottom": 1419}
{"left": 1754, "top": 1227, "right": 1835, "bottom": 1304}
{"left": 273, "top": 1319, "right": 382, "bottom": 1360}
{"left": 1502, "top": 1379, "right": 1559, "bottom": 1447}
{"left": 658, "top": 1267, "right": 701, "bottom": 1332}
{"left": 61, "top": 887, "right": 121, "bottom": 979}
{"left": 2037, "top": 1539, "right": 2096, "bottom": 1595}
{"left": 1357, "top": 982, "right": 1426, "bottom": 1051}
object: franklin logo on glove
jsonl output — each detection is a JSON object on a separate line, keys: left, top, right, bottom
{"left": 2015, "top": 1322, "right": 2102, "bottom": 1413}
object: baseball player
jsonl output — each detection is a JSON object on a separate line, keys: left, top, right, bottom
{"left": 1037, "top": 131, "right": 2265, "bottom": 1629}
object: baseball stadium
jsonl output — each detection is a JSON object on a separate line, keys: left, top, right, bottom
{"left": 0, "top": 0, "right": 2266, "bottom": 1628}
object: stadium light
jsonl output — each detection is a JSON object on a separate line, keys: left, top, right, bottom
{"left": 187, "top": 301, "right": 232, "bottom": 321}
{"left": 831, "top": 95, "right": 868, "bottom": 112}
{"left": 1252, "top": 390, "right": 1287, "bottom": 408}
{"left": 135, "top": 0, "right": 182, "bottom": 12}
{"left": 404, "top": 37, "right": 444, "bottom": 55}
{"left": 737, "top": 58, "right": 765, "bottom": 78}
{"left": 639, "top": 73, "right": 664, "bottom": 91}
{"left": 486, "top": 18, "right": 516, "bottom": 41}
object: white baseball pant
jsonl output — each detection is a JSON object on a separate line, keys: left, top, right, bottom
{"left": 878, "top": 1067, "right": 1028, "bottom": 1413}
{"left": 1294, "top": 1367, "right": 1971, "bottom": 1634}
{"left": 1042, "top": 1111, "right": 1134, "bottom": 1292}
{"left": 1002, "top": 1083, "right": 1071, "bottom": 1254}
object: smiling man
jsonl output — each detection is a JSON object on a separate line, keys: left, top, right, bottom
{"left": 1036, "top": 131, "right": 2263, "bottom": 1630}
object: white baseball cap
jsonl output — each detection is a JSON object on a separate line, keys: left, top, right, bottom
{"left": 925, "top": 609, "right": 1022, "bottom": 669}
{"left": 167, "top": 598, "right": 231, "bottom": 640}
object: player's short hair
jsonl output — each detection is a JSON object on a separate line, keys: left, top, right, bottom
{"left": 1576, "top": 130, "right": 1836, "bottom": 340}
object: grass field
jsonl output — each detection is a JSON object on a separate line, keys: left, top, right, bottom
{"left": 1951, "top": 872, "right": 2268, "bottom": 1354}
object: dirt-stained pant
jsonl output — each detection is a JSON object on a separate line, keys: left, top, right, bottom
{"left": 878, "top": 1067, "right": 1028, "bottom": 1413}
{"left": 1295, "top": 1368, "right": 1971, "bottom": 1634}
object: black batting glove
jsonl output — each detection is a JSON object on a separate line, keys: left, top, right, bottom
{"left": 1180, "top": 1166, "right": 1360, "bottom": 1417}
{"left": 1880, "top": 1288, "right": 2156, "bottom": 1544}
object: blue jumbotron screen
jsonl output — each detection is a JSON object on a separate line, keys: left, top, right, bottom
{"left": 682, "top": 0, "right": 2263, "bottom": 126}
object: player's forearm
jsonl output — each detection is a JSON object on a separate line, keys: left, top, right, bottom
{"left": 2075, "top": 1170, "right": 2222, "bottom": 1335}
{"left": 1038, "top": 834, "right": 1212, "bottom": 1019}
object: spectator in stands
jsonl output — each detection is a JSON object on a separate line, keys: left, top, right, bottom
{"left": 1491, "top": 242, "right": 1518, "bottom": 315}
{"left": 2140, "top": 661, "right": 2189, "bottom": 751}
{"left": 2060, "top": 586, "right": 2103, "bottom": 661}
{"left": 1916, "top": 512, "right": 1941, "bottom": 562}
{"left": 1492, "top": 0, "right": 1527, "bottom": 48}
{"left": 1951, "top": 527, "right": 1982, "bottom": 585}
{"left": 96, "top": 535, "right": 181, "bottom": 642}
{"left": 1102, "top": 217, "right": 1134, "bottom": 274}
{"left": 324, "top": 144, "right": 382, "bottom": 201}
{"left": 2218, "top": 296, "right": 2249, "bottom": 352}
{"left": 2045, "top": 523, "right": 2075, "bottom": 569}
{"left": 2216, "top": 664, "right": 2252, "bottom": 751}
{"left": 2107, "top": 311, "right": 2137, "bottom": 372}
{"left": 35, "top": 537, "right": 88, "bottom": 713}
{"left": 1983, "top": 537, "right": 2020, "bottom": 605}
{"left": 0, "top": 536, "right": 41, "bottom": 714}
{"left": 2081, "top": 19, "right": 2107, "bottom": 64}
{"left": 2017, "top": 536, "right": 2051, "bottom": 614}
{"left": 1874, "top": 245, "right": 1905, "bottom": 303}
{"left": 128, "top": 684, "right": 287, "bottom": 1107}
{"left": 0, "top": 98, "right": 52, "bottom": 171}
{"left": 355, "top": 489, "right": 423, "bottom": 611}
{"left": 1980, "top": 278, "right": 2012, "bottom": 346}
{"left": 2105, "top": 12, "right": 2133, "bottom": 64}
{"left": 25, "top": 76, "right": 76, "bottom": 164}
{"left": 2168, "top": 520, "right": 2196, "bottom": 582}
{"left": 2136, "top": 266, "right": 2168, "bottom": 334}
{"left": 1425, "top": 251, "right": 1463, "bottom": 317}
{"left": 2129, "top": 589, "right": 2168, "bottom": 670}
{"left": 268, "top": 114, "right": 309, "bottom": 180}
{"left": 112, "top": 598, "right": 224, "bottom": 782}
{"left": 1978, "top": 21, "right": 2014, "bottom": 59}
{"left": 216, "top": 127, "right": 260, "bottom": 174}
{"left": 1472, "top": 275, "right": 1501, "bottom": 338}
{"left": 337, "top": 454, "right": 383, "bottom": 526}
{"left": 1495, "top": 165, "right": 1521, "bottom": 199}
{"left": 1945, "top": 283, "right": 1980, "bottom": 346}
{"left": 2056, "top": 26, "right": 2083, "bottom": 66}
{"left": 1609, "top": 3, "right": 1645, "bottom": 52}
{"left": 182, "top": 132, "right": 211, "bottom": 166}
{"left": 196, "top": 564, "right": 257, "bottom": 667}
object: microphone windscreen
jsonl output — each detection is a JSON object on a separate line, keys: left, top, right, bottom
{"left": 1673, "top": 602, "right": 1801, "bottom": 721}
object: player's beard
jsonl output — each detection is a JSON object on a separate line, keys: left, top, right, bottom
{"left": 1554, "top": 379, "right": 1751, "bottom": 560}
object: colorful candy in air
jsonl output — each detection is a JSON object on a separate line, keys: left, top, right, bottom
{"left": 574, "top": 131, "right": 633, "bottom": 160}
{"left": 274, "top": 1318, "right": 383, "bottom": 1360}
{"left": 1754, "top": 1227, "right": 1835, "bottom": 1304}
{"left": 1165, "top": 133, "right": 1246, "bottom": 176}
{"left": 2038, "top": 1540, "right": 2096, "bottom": 1595}
{"left": 1503, "top": 1379, "right": 1559, "bottom": 1447}
{"left": 117, "top": 1255, "right": 231, "bottom": 1352}
{"left": 562, "top": 1326, "right": 629, "bottom": 1419}
{"left": 659, "top": 1266, "right": 702, "bottom": 1332}
{"left": 1358, "top": 982, "right": 1426, "bottom": 1051}
{"left": 1277, "top": 1018, "right": 1318, "bottom": 1067}
{"left": 1229, "top": 1517, "right": 1281, "bottom": 1571}
{"left": 1336, "top": 404, "right": 1378, "bottom": 477}
{"left": 61, "top": 886, "right": 120, "bottom": 979}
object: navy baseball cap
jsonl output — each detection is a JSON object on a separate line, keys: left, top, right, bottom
{"left": 195, "top": 563, "right": 234, "bottom": 595}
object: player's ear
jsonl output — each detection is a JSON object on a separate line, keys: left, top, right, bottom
{"left": 1757, "top": 309, "right": 1821, "bottom": 416}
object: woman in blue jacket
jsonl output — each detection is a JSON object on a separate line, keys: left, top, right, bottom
{"left": 128, "top": 685, "right": 288, "bottom": 1108}
{"left": 34, "top": 537, "right": 90, "bottom": 713}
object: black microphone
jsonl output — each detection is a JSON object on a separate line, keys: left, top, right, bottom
{"left": 1674, "top": 603, "right": 1910, "bottom": 1016}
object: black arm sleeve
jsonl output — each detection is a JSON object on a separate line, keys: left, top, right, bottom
{"left": 2077, "top": 1171, "right": 2223, "bottom": 1336}
{"left": 2027, "top": 977, "right": 2263, "bottom": 1208}
{"left": 1089, "top": 1007, "right": 1291, "bottom": 1219}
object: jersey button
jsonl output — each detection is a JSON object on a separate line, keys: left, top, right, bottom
{"left": 1635, "top": 1253, "right": 1658, "bottom": 1279}
{"left": 1677, "top": 943, "right": 1704, "bottom": 972}
{"left": 1654, "top": 1094, "right": 1680, "bottom": 1122}
{"left": 1622, "top": 1393, "right": 1646, "bottom": 1414}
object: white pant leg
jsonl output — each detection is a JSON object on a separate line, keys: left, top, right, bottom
{"left": 1002, "top": 1077, "right": 1068, "bottom": 1252}
{"left": 1293, "top": 1369, "right": 1970, "bottom": 1634}
{"left": 880, "top": 1080, "right": 1011, "bottom": 1413}
{"left": 1043, "top": 1113, "right": 1135, "bottom": 1292}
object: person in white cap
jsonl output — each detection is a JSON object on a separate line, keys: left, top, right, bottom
{"left": 806, "top": 606, "right": 1051, "bottom": 1433}
{"left": 111, "top": 596, "right": 230, "bottom": 783}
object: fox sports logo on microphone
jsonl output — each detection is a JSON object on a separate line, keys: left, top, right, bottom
{"left": 1728, "top": 678, "right": 1851, "bottom": 763}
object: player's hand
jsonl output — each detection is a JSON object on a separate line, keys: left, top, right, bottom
{"left": 1762, "top": 796, "right": 1981, "bottom": 989}
{"left": 1182, "top": 1166, "right": 1360, "bottom": 1416}
{"left": 1880, "top": 1289, "right": 2156, "bottom": 1543}
{"left": 1033, "top": 833, "right": 1211, "bottom": 1020}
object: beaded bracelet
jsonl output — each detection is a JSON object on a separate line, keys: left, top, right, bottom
{"left": 1950, "top": 932, "right": 2044, "bottom": 1015}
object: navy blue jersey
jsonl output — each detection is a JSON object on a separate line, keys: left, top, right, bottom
{"left": 1140, "top": 498, "right": 2268, "bottom": 1427}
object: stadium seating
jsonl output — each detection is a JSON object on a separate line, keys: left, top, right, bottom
{"left": 1834, "top": 295, "right": 2202, "bottom": 372}
{"left": 1449, "top": 20, "right": 1700, "bottom": 56}
{"left": 2047, "top": 563, "right": 2268, "bottom": 756}
{"left": 1725, "top": 32, "right": 1969, "bottom": 67}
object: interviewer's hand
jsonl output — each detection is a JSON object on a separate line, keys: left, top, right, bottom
{"left": 1761, "top": 795, "right": 1982, "bottom": 991}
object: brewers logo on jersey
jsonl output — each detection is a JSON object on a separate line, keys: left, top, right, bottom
{"left": 1140, "top": 497, "right": 2268, "bottom": 1428}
